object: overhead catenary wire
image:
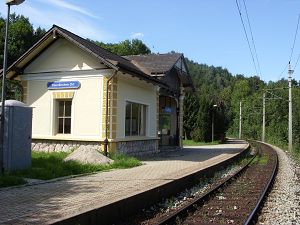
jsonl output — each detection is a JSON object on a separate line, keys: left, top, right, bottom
{"left": 278, "top": 13, "right": 300, "bottom": 79}
{"left": 242, "top": 0, "right": 262, "bottom": 77}
{"left": 278, "top": 63, "right": 289, "bottom": 79}
{"left": 293, "top": 53, "right": 300, "bottom": 71}
{"left": 289, "top": 13, "right": 300, "bottom": 62}
{"left": 265, "top": 89, "right": 288, "bottom": 101}
{"left": 235, "top": 0, "right": 259, "bottom": 76}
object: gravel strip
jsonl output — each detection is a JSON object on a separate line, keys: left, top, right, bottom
{"left": 257, "top": 144, "right": 300, "bottom": 225}
{"left": 150, "top": 163, "right": 243, "bottom": 214}
{"left": 115, "top": 159, "right": 248, "bottom": 225}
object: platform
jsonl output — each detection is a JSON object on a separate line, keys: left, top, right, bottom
{"left": 0, "top": 140, "right": 248, "bottom": 225}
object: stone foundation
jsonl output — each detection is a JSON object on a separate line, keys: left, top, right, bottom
{"left": 32, "top": 139, "right": 159, "bottom": 156}
{"left": 32, "top": 139, "right": 102, "bottom": 153}
{"left": 117, "top": 139, "right": 159, "bottom": 156}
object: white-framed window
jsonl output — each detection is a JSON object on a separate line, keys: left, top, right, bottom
{"left": 57, "top": 100, "right": 72, "bottom": 134}
{"left": 125, "top": 101, "right": 147, "bottom": 136}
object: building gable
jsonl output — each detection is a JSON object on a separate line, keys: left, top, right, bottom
{"left": 6, "top": 25, "right": 164, "bottom": 87}
{"left": 175, "top": 57, "right": 187, "bottom": 73}
{"left": 24, "top": 38, "right": 106, "bottom": 74}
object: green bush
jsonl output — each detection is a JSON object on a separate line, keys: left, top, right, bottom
{"left": 191, "top": 125, "right": 213, "bottom": 142}
{"left": 191, "top": 128, "right": 206, "bottom": 142}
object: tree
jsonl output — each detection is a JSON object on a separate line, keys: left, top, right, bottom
{"left": 0, "top": 79, "right": 22, "bottom": 101}
{"left": 183, "top": 92, "right": 199, "bottom": 139}
{"left": 0, "top": 13, "right": 46, "bottom": 68}
{"left": 191, "top": 95, "right": 211, "bottom": 142}
{"left": 0, "top": 13, "right": 45, "bottom": 101}
{"left": 94, "top": 39, "right": 151, "bottom": 56}
{"left": 185, "top": 59, "right": 236, "bottom": 142}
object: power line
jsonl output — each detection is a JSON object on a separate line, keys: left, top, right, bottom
{"left": 278, "top": 63, "right": 289, "bottom": 79}
{"left": 293, "top": 53, "right": 300, "bottom": 71}
{"left": 265, "top": 90, "right": 287, "bottom": 101}
{"left": 278, "top": 13, "right": 300, "bottom": 79}
{"left": 235, "top": 0, "right": 259, "bottom": 76}
{"left": 289, "top": 13, "right": 300, "bottom": 62}
{"left": 242, "top": 0, "right": 262, "bottom": 77}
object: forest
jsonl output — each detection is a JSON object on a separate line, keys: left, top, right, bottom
{"left": 185, "top": 60, "right": 300, "bottom": 155}
{"left": 1, "top": 13, "right": 299, "bottom": 155}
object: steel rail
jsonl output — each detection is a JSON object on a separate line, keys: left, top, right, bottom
{"left": 153, "top": 141, "right": 278, "bottom": 225}
{"left": 243, "top": 141, "right": 278, "bottom": 225}
{"left": 154, "top": 150, "right": 258, "bottom": 225}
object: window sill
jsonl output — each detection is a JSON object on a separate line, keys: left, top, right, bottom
{"left": 32, "top": 135, "right": 102, "bottom": 142}
{"left": 115, "top": 136, "right": 159, "bottom": 142}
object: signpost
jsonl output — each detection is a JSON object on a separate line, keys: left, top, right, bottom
{"left": 47, "top": 81, "right": 81, "bottom": 90}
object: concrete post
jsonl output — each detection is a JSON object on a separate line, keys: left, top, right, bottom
{"left": 262, "top": 92, "right": 265, "bottom": 142}
{"left": 179, "top": 88, "right": 185, "bottom": 148}
{"left": 288, "top": 63, "right": 293, "bottom": 151}
{"left": 239, "top": 101, "right": 242, "bottom": 139}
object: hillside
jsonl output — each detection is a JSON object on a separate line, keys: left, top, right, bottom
{"left": 185, "top": 59, "right": 300, "bottom": 153}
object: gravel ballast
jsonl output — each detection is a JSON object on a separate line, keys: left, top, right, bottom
{"left": 257, "top": 144, "right": 300, "bottom": 225}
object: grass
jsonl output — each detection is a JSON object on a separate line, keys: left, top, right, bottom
{"left": 292, "top": 151, "right": 300, "bottom": 164}
{"left": 183, "top": 139, "right": 220, "bottom": 146}
{"left": 0, "top": 151, "right": 141, "bottom": 187}
{"left": 110, "top": 154, "right": 142, "bottom": 169}
{"left": 262, "top": 138, "right": 300, "bottom": 166}
{"left": 0, "top": 174, "right": 26, "bottom": 188}
{"left": 233, "top": 148, "right": 253, "bottom": 165}
{"left": 251, "top": 153, "right": 269, "bottom": 165}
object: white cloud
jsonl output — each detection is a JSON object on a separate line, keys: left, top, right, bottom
{"left": 130, "top": 32, "right": 144, "bottom": 39}
{"left": 37, "top": 0, "right": 100, "bottom": 19}
{"left": 10, "top": 4, "right": 113, "bottom": 42}
{"left": 0, "top": 0, "right": 114, "bottom": 42}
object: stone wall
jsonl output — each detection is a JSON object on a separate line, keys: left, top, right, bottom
{"left": 32, "top": 139, "right": 159, "bottom": 157}
{"left": 117, "top": 140, "right": 159, "bottom": 156}
{"left": 32, "top": 139, "right": 102, "bottom": 153}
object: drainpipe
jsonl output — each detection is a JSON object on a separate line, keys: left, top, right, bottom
{"left": 103, "top": 70, "right": 118, "bottom": 156}
{"left": 179, "top": 87, "right": 185, "bottom": 148}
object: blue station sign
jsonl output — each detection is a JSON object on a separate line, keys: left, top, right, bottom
{"left": 47, "top": 81, "right": 81, "bottom": 90}
{"left": 164, "top": 107, "right": 172, "bottom": 113}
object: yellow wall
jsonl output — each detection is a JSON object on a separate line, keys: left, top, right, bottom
{"left": 24, "top": 39, "right": 103, "bottom": 73}
{"left": 19, "top": 37, "right": 159, "bottom": 144}
{"left": 28, "top": 80, "right": 52, "bottom": 135}
{"left": 117, "top": 75, "right": 157, "bottom": 139}
{"left": 21, "top": 37, "right": 111, "bottom": 141}
{"left": 26, "top": 73, "right": 106, "bottom": 140}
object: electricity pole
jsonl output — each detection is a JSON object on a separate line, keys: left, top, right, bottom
{"left": 288, "top": 62, "right": 293, "bottom": 151}
{"left": 0, "top": 0, "right": 25, "bottom": 174}
{"left": 262, "top": 92, "right": 265, "bottom": 142}
{"left": 239, "top": 101, "right": 242, "bottom": 139}
{"left": 211, "top": 104, "right": 217, "bottom": 142}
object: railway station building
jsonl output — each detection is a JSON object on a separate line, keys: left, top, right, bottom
{"left": 5, "top": 25, "right": 194, "bottom": 156}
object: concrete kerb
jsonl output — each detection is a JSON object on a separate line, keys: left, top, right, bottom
{"left": 51, "top": 142, "right": 250, "bottom": 225}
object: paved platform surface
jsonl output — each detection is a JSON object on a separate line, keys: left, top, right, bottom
{"left": 0, "top": 140, "right": 248, "bottom": 224}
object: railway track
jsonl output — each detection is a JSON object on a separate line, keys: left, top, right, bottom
{"left": 143, "top": 141, "right": 278, "bottom": 225}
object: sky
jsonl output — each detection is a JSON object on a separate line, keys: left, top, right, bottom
{"left": 1, "top": 0, "right": 300, "bottom": 82}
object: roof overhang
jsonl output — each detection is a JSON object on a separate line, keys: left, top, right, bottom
{"left": 3, "top": 26, "right": 167, "bottom": 88}
{"left": 4, "top": 27, "right": 118, "bottom": 80}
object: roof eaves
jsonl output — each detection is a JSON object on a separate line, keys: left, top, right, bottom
{"left": 4, "top": 28, "right": 56, "bottom": 79}
{"left": 150, "top": 71, "right": 168, "bottom": 75}
{"left": 116, "top": 64, "right": 168, "bottom": 88}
